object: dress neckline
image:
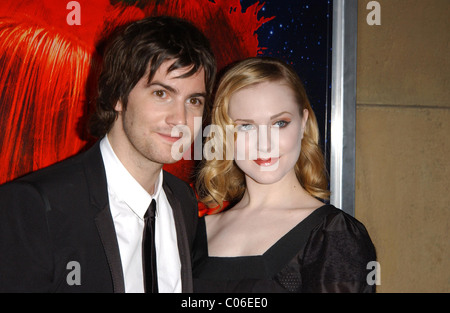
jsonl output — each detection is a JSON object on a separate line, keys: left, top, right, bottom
{"left": 195, "top": 204, "right": 339, "bottom": 280}
{"left": 206, "top": 204, "right": 336, "bottom": 259}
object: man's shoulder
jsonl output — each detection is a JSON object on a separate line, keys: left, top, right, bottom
{"left": 162, "top": 170, "right": 196, "bottom": 202}
{"left": 3, "top": 142, "right": 101, "bottom": 189}
{"left": 163, "top": 170, "right": 190, "bottom": 189}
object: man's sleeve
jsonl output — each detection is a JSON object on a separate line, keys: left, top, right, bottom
{"left": 0, "top": 181, "right": 54, "bottom": 292}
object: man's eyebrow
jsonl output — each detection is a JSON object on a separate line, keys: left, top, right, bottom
{"left": 148, "top": 81, "right": 177, "bottom": 93}
{"left": 147, "top": 81, "right": 206, "bottom": 98}
{"left": 190, "top": 92, "right": 207, "bottom": 99}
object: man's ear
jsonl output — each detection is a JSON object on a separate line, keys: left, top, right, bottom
{"left": 115, "top": 100, "right": 123, "bottom": 112}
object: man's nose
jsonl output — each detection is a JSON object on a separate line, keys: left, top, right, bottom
{"left": 166, "top": 101, "right": 187, "bottom": 127}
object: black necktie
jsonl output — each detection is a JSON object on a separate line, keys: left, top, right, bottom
{"left": 143, "top": 199, "right": 158, "bottom": 293}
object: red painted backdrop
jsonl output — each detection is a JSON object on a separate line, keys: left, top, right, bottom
{"left": 0, "top": 0, "right": 274, "bottom": 215}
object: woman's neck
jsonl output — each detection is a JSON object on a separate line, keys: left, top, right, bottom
{"left": 236, "top": 170, "right": 316, "bottom": 212}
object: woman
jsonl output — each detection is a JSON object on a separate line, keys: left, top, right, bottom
{"left": 193, "top": 57, "right": 377, "bottom": 293}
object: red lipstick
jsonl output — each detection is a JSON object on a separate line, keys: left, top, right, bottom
{"left": 254, "top": 157, "right": 279, "bottom": 166}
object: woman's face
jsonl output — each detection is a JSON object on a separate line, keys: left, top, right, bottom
{"left": 228, "top": 81, "right": 308, "bottom": 185}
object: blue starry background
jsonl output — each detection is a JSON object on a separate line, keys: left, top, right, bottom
{"left": 241, "top": 0, "right": 333, "bottom": 166}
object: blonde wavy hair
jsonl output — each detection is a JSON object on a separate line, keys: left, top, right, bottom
{"left": 196, "top": 57, "right": 329, "bottom": 210}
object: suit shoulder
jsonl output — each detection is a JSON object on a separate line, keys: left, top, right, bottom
{"left": 162, "top": 171, "right": 198, "bottom": 215}
{"left": 10, "top": 142, "right": 101, "bottom": 187}
{"left": 1, "top": 146, "right": 98, "bottom": 196}
{"left": 163, "top": 171, "right": 193, "bottom": 192}
{"left": 19, "top": 154, "right": 84, "bottom": 185}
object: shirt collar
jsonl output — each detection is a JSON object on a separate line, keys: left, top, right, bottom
{"left": 100, "top": 135, "right": 163, "bottom": 219}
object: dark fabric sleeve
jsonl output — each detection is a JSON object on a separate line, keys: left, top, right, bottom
{"left": 301, "top": 211, "right": 377, "bottom": 293}
{"left": 0, "top": 181, "right": 54, "bottom": 292}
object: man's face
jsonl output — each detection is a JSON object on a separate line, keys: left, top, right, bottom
{"left": 110, "top": 60, "right": 206, "bottom": 168}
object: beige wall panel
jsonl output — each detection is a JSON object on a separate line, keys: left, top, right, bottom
{"left": 355, "top": 106, "right": 450, "bottom": 292}
{"left": 357, "top": 0, "right": 450, "bottom": 107}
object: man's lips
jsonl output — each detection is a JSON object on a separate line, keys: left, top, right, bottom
{"left": 253, "top": 157, "right": 279, "bottom": 166}
{"left": 158, "top": 133, "right": 183, "bottom": 143}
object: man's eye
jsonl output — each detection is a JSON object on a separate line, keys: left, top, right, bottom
{"left": 153, "top": 90, "right": 167, "bottom": 98}
{"left": 189, "top": 98, "right": 203, "bottom": 106}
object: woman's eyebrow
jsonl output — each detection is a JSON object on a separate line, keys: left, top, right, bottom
{"left": 233, "top": 111, "right": 293, "bottom": 123}
{"left": 270, "top": 111, "right": 292, "bottom": 119}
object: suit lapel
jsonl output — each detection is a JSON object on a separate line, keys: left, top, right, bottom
{"left": 82, "top": 141, "right": 125, "bottom": 293}
{"left": 81, "top": 142, "right": 194, "bottom": 293}
{"left": 163, "top": 178, "right": 193, "bottom": 293}
{"left": 94, "top": 205, "right": 125, "bottom": 293}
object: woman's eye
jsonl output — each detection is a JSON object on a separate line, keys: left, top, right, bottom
{"left": 237, "top": 124, "right": 255, "bottom": 131}
{"left": 273, "top": 120, "right": 290, "bottom": 128}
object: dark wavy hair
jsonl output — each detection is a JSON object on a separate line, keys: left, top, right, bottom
{"left": 89, "top": 16, "right": 216, "bottom": 137}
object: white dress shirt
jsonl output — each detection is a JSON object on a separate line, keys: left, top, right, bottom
{"left": 100, "top": 136, "right": 181, "bottom": 293}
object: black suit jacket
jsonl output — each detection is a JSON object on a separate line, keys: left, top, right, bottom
{"left": 0, "top": 141, "right": 199, "bottom": 292}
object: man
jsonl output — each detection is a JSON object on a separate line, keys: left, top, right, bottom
{"left": 0, "top": 16, "right": 216, "bottom": 292}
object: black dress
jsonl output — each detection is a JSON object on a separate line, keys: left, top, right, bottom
{"left": 193, "top": 205, "right": 377, "bottom": 293}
